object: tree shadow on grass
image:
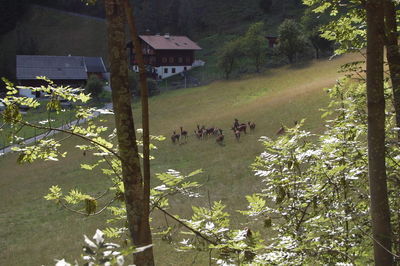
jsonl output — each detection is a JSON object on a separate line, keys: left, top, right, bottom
{"left": 287, "top": 60, "right": 313, "bottom": 70}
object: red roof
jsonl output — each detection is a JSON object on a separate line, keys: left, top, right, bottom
{"left": 139, "top": 35, "right": 202, "bottom": 50}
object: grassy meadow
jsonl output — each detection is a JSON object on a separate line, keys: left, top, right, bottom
{"left": 0, "top": 53, "right": 360, "bottom": 265}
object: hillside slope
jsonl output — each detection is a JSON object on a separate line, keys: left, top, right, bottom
{"left": 0, "top": 52, "right": 360, "bottom": 265}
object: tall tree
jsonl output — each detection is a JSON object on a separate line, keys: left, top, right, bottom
{"left": 104, "top": 0, "right": 154, "bottom": 265}
{"left": 366, "top": 0, "right": 393, "bottom": 264}
{"left": 278, "top": 19, "right": 306, "bottom": 63}
{"left": 123, "top": 0, "right": 154, "bottom": 264}
{"left": 384, "top": 0, "right": 400, "bottom": 142}
{"left": 242, "top": 22, "right": 268, "bottom": 72}
{"left": 217, "top": 39, "right": 242, "bottom": 79}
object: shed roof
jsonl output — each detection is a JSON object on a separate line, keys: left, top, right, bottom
{"left": 139, "top": 35, "right": 202, "bottom": 50}
{"left": 84, "top": 57, "right": 107, "bottom": 73}
{"left": 16, "top": 55, "right": 107, "bottom": 80}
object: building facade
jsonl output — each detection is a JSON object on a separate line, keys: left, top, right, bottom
{"left": 127, "top": 34, "right": 202, "bottom": 79}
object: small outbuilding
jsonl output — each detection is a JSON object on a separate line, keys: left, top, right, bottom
{"left": 16, "top": 55, "right": 107, "bottom": 98}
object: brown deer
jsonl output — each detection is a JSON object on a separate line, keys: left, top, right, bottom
{"left": 248, "top": 121, "right": 256, "bottom": 131}
{"left": 194, "top": 130, "right": 202, "bottom": 139}
{"left": 276, "top": 125, "right": 285, "bottom": 135}
{"left": 237, "top": 123, "right": 247, "bottom": 134}
{"left": 180, "top": 126, "right": 188, "bottom": 139}
{"left": 171, "top": 131, "right": 180, "bottom": 143}
{"left": 231, "top": 127, "right": 240, "bottom": 141}
{"left": 216, "top": 129, "right": 224, "bottom": 145}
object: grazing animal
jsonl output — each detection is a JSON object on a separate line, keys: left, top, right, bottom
{"left": 194, "top": 130, "right": 202, "bottom": 139}
{"left": 248, "top": 121, "right": 256, "bottom": 131}
{"left": 180, "top": 126, "right": 188, "bottom": 139}
{"left": 276, "top": 125, "right": 285, "bottom": 135}
{"left": 206, "top": 127, "right": 215, "bottom": 135}
{"left": 232, "top": 127, "right": 240, "bottom": 141}
{"left": 234, "top": 118, "right": 240, "bottom": 129}
{"left": 216, "top": 129, "right": 224, "bottom": 145}
{"left": 195, "top": 125, "right": 203, "bottom": 139}
{"left": 171, "top": 131, "right": 180, "bottom": 143}
{"left": 237, "top": 124, "right": 247, "bottom": 134}
{"left": 213, "top": 127, "right": 220, "bottom": 136}
{"left": 201, "top": 126, "right": 208, "bottom": 139}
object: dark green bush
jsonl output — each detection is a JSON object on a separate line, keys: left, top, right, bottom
{"left": 85, "top": 75, "right": 104, "bottom": 100}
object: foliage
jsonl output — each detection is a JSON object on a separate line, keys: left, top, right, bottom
{"left": 128, "top": 70, "right": 138, "bottom": 97}
{"left": 128, "top": 71, "right": 159, "bottom": 98}
{"left": 54, "top": 229, "right": 151, "bottom": 266}
{"left": 0, "top": 0, "right": 29, "bottom": 35}
{"left": 301, "top": 8, "right": 333, "bottom": 58}
{"left": 217, "top": 39, "right": 243, "bottom": 79}
{"left": 259, "top": 0, "right": 273, "bottom": 13}
{"left": 303, "top": 0, "right": 366, "bottom": 55}
{"left": 242, "top": 22, "right": 268, "bottom": 72}
{"left": 85, "top": 75, "right": 104, "bottom": 100}
{"left": 277, "top": 19, "right": 308, "bottom": 63}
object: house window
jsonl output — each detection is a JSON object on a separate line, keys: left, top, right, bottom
{"left": 162, "top": 57, "right": 167, "bottom": 63}
{"left": 172, "top": 68, "right": 176, "bottom": 73}
{"left": 186, "top": 57, "right": 191, "bottom": 63}
{"left": 164, "top": 68, "right": 168, "bottom": 73}
{"left": 178, "top": 57, "right": 183, "bottom": 63}
{"left": 169, "top": 57, "right": 174, "bottom": 63}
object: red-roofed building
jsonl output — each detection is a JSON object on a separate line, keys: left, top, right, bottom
{"left": 127, "top": 34, "right": 202, "bottom": 79}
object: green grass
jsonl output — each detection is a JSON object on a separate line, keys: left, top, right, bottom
{"left": 0, "top": 53, "right": 361, "bottom": 265}
{"left": 0, "top": 103, "right": 76, "bottom": 148}
{"left": 0, "top": 98, "right": 109, "bottom": 148}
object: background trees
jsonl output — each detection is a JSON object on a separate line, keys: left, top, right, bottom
{"left": 301, "top": 8, "right": 332, "bottom": 59}
{"left": 217, "top": 39, "right": 242, "bottom": 79}
{"left": 278, "top": 19, "right": 307, "bottom": 63}
{"left": 242, "top": 22, "right": 268, "bottom": 72}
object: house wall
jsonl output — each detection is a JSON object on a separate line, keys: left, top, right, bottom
{"left": 154, "top": 50, "right": 194, "bottom": 67}
{"left": 19, "top": 88, "right": 36, "bottom": 98}
{"left": 131, "top": 50, "right": 195, "bottom": 67}
{"left": 128, "top": 39, "right": 198, "bottom": 79}
{"left": 132, "top": 64, "right": 192, "bottom": 79}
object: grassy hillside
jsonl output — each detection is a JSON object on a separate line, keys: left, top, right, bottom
{"left": 15, "top": 5, "right": 108, "bottom": 62}
{"left": 0, "top": 53, "right": 360, "bottom": 265}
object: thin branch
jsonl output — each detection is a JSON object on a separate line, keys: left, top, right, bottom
{"left": 94, "top": 188, "right": 111, "bottom": 201}
{"left": 15, "top": 119, "right": 122, "bottom": 161}
{"left": 103, "top": 155, "right": 123, "bottom": 181}
{"left": 58, "top": 197, "right": 117, "bottom": 216}
{"left": 355, "top": 223, "right": 400, "bottom": 259}
{"left": 155, "top": 205, "right": 218, "bottom": 246}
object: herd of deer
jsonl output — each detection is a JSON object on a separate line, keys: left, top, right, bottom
{"left": 171, "top": 120, "right": 295, "bottom": 145}
{"left": 171, "top": 119, "right": 257, "bottom": 145}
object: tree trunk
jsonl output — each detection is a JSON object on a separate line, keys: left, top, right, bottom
{"left": 104, "top": 1, "right": 154, "bottom": 265}
{"left": 366, "top": 0, "right": 393, "bottom": 264}
{"left": 384, "top": 0, "right": 400, "bottom": 141}
{"left": 384, "top": 0, "right": 400, "bottom": 259}
{"left": 123, "top": 0, "right": 154, "bottom": 264}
